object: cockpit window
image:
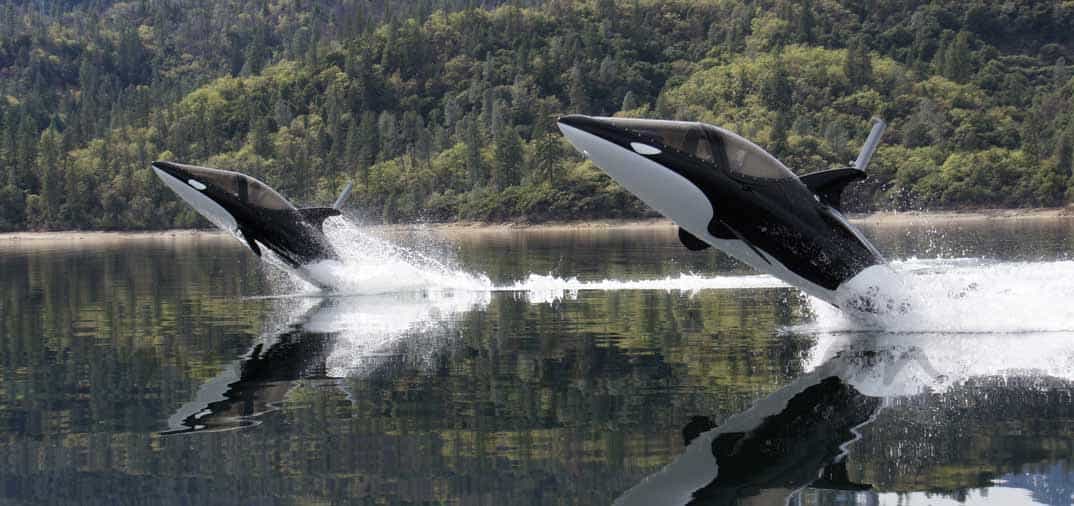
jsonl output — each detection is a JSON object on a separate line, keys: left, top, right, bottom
{"left": 185, "top": 166, "right": 295, "bottom": 210}
{"left": 717, "top": 129, "right": 794, "bottom": 180}
{"left": 249, "top": 178, "right": 294, "bottom": 209}
{"left": 608, "top": 119, "right": 716, "bottom": 163}
{"left": 607, "top": 118, "right": 794, "bottom": 180}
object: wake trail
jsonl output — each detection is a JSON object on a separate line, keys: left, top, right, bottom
{"left": 267, "top": 219, "right": 1074, "bottom": 338}
{"left": 262, "top": 218, "right": 790, "bottom": 300}
{"left": 250, "top": 219, "right": 1074, "bottom": 391}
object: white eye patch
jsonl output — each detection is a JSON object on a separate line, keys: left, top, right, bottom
{"left": 630, "top": 142, "right": 661, "bottom": 155}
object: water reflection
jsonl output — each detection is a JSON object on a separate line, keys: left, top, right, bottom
{"left": 165, "top": 290, "right": 489, "bottom": 434}
{"left": 4, "top": 221, "right": 1074, "bottom": 504}
{"left": 618, "top": 330, "right": 1074, "bottom": 505}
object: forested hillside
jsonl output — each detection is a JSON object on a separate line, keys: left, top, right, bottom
{"left": 2, "top": 0, "right": 1074, "bottom": 231}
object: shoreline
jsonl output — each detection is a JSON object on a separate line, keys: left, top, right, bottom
{"left": 2, "top": 207, "right": 1073, "bottom": 241}
{"left": 847, "top": 207, "right": 1074, "bottom": 225}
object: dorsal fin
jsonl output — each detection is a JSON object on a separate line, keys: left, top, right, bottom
{"left": 799, "top": 168, "right": 866, "bottom": 210}
{"left": 298, "top": 207, "right": 342, "bottom": 231}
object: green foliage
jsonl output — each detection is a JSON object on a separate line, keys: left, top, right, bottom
{"left": 3, "top": 0, "right": 1074, "bottom": 230}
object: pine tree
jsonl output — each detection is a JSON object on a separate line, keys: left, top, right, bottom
{"left": 0, "top": 109, "right": 12, "bottom": 186}
{"left": 62, "top": 160, "right": 85, "bottom": 228}
{"left": 462, "top": 116, "right": 485, "bottom": 188}
{"left": 532, "top": 134, "right": 565, "bottom": 183}
{"left": 378, "top": 111, "right": 399, "bottom": 160}
{"left": 325, "top": 86, "right": 349, "bottom": 169}
{"left": 250, "top": 117, "right": 274, "bottom": 158}
{"left": 769, "top": 115, "right": 789, "bottom": 158}
{"left": 844, "top": 36, "right": 873, "bottom": 87}
{"left": 597, "top": 0, "right": 616, "bottom": 19}
{"left": 1022, "top": 98, "right": 1047, "bottom": 161}
{"left": 0, "top": 183, "right": 22, "bottom": 230}
{"left": 492, "top": 126, "right": 524, "bottom": 189}
{"left": 116, "top": 27, "right": 150, "bottom": 85}
{"left": 942, "top": 31, "right": 973, "bottom": 82}
{"left": 1056, "top": 126, "right": 1074, "bottom": 178}
{"left": 569, "top": 64, "right": 589, "bottom": 113}
{"left": 36, "top": 123, "right": 63, "bottom": 227}
{"left": 354, "top": 111, "right": 379, "bottom": 171}
{"left": 762, "top": 57, "right": 793, "bottom": 114}
{"left": 13, "top": 115, "right": 38, "bottom": 192}
{"left": 77, "top": 60, "right": 100, "bottom": 139}
{"left": 798, "top": 0, "right": 816, "bottom": 44}
{"left": 598, "top": 56, "right": 616, "bottom": 84}
{"left": 245, "top": 24, "right": 272, "bottom": 75}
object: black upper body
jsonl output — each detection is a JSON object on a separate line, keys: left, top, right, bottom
{"left": 558, "top": 115, "right": 884, "bottom": 291}
{"left": 152, "top": 161, "right": 339, "bottom": 268}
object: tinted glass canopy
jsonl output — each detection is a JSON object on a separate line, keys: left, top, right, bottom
{"left": 186, "top": 165, "right": 295, "bottom": 210}
{"left": 608, "top": 118, "right": 794, "bottom": 180}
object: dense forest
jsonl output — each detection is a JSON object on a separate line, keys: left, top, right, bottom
{"left": 2, "top": 0, "right": 1074, "bottom": 231}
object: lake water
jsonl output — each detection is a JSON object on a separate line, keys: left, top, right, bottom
{"left": 3, "top": 218, "right": 1074, "bottom": 505}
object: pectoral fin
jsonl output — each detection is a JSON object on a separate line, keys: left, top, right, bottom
{"left": 239, "top": 228, "right": 262, "bottom": 257}
{"left": 678, "top": 227, "right": 711, "bottom": 251}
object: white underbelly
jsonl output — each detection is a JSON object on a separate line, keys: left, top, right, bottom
{"left": 558, "top": 123, "right": 842, "bottom": 304}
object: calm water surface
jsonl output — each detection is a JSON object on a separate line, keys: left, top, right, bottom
{"left": 3, "top": 219, "right": 1074, "bottom": 505}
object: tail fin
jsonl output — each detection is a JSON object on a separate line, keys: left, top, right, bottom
{"left": 333, "top": 181, "right": 353, "bottom": 210}
{"left": 852, "top": 118, "right": 886, "bottom": 172}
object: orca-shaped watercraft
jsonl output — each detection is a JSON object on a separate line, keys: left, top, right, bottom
{"left": 152, "top": 161, "right": 351, "bottom": 285}
{"left": 557, "top": 115, "right": 897, "bottom": 309}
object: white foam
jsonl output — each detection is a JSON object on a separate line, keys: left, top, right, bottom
{"left": 260, "top": 221, "right": 1074, "bottom": 337}
{"left": 497, "top": 272, "right": 785, "bottom": 304}
{"left": 261, "top": 217, "right": 790, "bottom": 301}
{"left": 249, "top": 218, "right": 804, "bottom": 377}
{"left": 875, "top": 488, "right": 1045, "bottom": 506}
{"left": 300, "top": 223, "right": 1074, "bottom": 336}
{"left": 261, "top": 219, "right": 493, "bottom": 295}
{"left": 797, "top": 258, "right": 1074, "bottom": 397}
{"left": 312, "top": 291, "right": 491, "bottom": 377}
{"left": 802, "top": 258, "right": 1074, "bottom": 333}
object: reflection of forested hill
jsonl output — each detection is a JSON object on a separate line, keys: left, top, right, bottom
{"left": 7, "top": 238, "right": 1074, "bottom": 503}
{"left": 848, "top": 376, "right": 1074, "bottom": 497}
{"left": 0, "top": 291, "right": 809, "bottom": 504}
{"left": 0, "top": 238, "right": 266, "bottom": 435}
{"left": 3, "top": 1, "right": 1074, "bottom": 231}
{"left": 0, "top": 239, "right": 818, "bottom": 504}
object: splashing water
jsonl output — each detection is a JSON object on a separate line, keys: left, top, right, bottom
{"left": 310, "top": 291, "right": 491, "bottom": 378}
{"left": 264, "top": 218, "right": 1074, "bottom": 337}
{"left": 242, "top": 218, "right": 1074, "bottom": 405}
{"left": 261, "top": 219, "right": 494, "bottom": 295}
{"left": 251, "top": 218, "right": 800, "bottom": 378}
{"left": 795, "top": 258, "right": 1074, "bottom": 397}
{"left": 802, "top": 258, "right": 1074, "bottom": 334}
{"left": 496, "top": 272, "right": 785, "bottom": 304}
{"left": 260, "top": 217, "right": 792, "bottom": 300}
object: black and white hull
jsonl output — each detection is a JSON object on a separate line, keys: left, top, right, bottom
{"left": 557, "top": 115, "right": 899, "bottom": 310}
